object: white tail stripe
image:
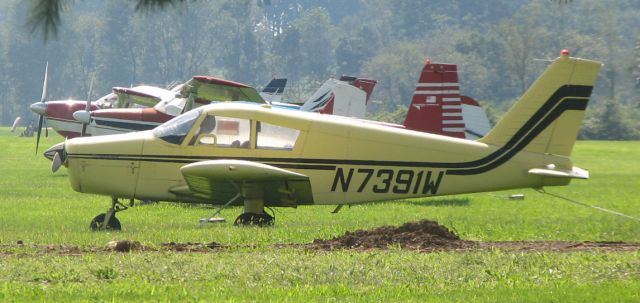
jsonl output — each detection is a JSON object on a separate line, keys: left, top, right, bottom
{"left": 442, "top": 105, "right": 462, "bottom": 110}
{"left": 416, "top": 83, "right": 459, "bottom": 88}
{"left": 442, "top": 112, "right": 463, "bottom": 117}
{"left": 442, "top": 97, "right": 461, "bottom": 102}
{"left": 414, "top": 90, "right": 460, "bottom": 95}
{"left": 442, "top": 120, "right": 464, "bottom": 125}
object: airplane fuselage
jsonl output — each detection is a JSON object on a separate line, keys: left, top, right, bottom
{"left": 65, "top": 103, "right": 570, "bottom": 207}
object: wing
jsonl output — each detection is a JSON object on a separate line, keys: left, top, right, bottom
{"left": 175, "top": 160, "right": 314, "bottom": 207}
{"left": 181, "top": 76, "right": 266, "bottom": 105}
{"left": 112, "top": 87, "right": 162, "bottom": 107}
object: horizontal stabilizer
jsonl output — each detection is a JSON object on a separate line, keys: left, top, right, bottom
{"left": 528, "top": 166, "right": 589, "bottom": 179}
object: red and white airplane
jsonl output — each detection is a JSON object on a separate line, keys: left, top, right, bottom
{"left": 29, "top": 75, "right": 287, "bottom": 140}
{"left": 402, "top": 59, "right": 491, "bottom": 139}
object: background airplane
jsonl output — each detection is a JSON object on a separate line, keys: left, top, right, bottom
{"left": 30, "top": 74, "right": 287, "bottom": 140}
{"left": 403, "top": 59, "right": 492, "bottom": 139}
{"left": 69, "top": 75, "right": 376, "bottom": 137}
{"left": 56, "top": 51, "right": 600, "bottom": 230}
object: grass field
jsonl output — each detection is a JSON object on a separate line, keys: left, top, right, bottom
{"left": 0, "top": 128, "right": 638, "bottom": 302}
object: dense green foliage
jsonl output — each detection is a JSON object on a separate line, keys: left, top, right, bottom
{"left": 1, "top": 1, "right": 640, "bottom": 132}
{"left": 0, "top": 130, "right": 639, "bottom": 301}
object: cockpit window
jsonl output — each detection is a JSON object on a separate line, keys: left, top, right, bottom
{"left": 153, "top": 107, "right": 202, "bottom": 144}
{"left": 256, "top": 121, "right": 299, "bottom": 150}
{"left": 190, "top": 115, "right": 251, "bottom": 148}
{"left": 94, "top": 93, "right": 119, "bottom": 109}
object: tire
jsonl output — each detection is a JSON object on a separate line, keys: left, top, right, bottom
{"left": 89, "top": 213, "right": 122, "bottom": 231}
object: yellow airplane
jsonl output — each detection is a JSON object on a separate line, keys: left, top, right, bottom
{"left": 59, "top": 51, "right": 601, "bottom": 230}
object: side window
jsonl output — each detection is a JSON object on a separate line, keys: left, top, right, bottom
{"left": 191, "top": 115, "right": 251, "bottom": 148}
{"left": 256, "top": 121, "right": 300, "bottom": 150}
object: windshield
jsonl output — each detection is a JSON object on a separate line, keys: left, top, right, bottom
{"left": 93, "top": 93, "right": 119, "bottom": 109}
{"left": 152, "top": 107, "right": 202, "bottom": 144}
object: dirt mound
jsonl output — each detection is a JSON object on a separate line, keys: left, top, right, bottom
{"left": 310, "top": 220, "right": 475, "bottom": 251}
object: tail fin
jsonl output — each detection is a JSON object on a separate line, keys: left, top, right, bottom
{"left": 260, "top": 78, "right": 288, "bottom": 103}
{"left": 478, "top": 52, "right": 601, "bottom": 157}
{"left": 460, "top": 96, "right": 492, "bottom": 139}
{"left": 300, "top": 77, "right": 374, "bottom": 118}
{"left": 340, "top": 76, "right": 377, "bottom": 104}
{"left": 403, "top": 59, "right": 466, "bottom": 138}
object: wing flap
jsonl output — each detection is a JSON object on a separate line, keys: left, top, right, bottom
{"left": 180, "top": 160, "right": 313, "bottom": 206}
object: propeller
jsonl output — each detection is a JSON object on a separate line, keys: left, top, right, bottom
{"left": 35, "top": 62, "right": 49, "bottom": 155}
{"left": 80, "top": 76, "right": 95, "bottom": 136}
{"left": 48, "top": 141, "right": 66, "bottom": 173}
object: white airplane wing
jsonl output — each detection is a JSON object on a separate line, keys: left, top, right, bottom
{"left": 112, "top": 86, "right": 162, "bottom": 107}
{"left": 177, "top": 160, "right": 314, "bottom": 206}
{"left": 181, "top": 76, "right": 266, "bottom": 104}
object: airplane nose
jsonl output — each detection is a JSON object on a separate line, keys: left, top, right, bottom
{"left": 30, "top": 102, "right": 47, "bottom": 115}
{"left": 73, "top": 110, "right": 91, "bottom": 123}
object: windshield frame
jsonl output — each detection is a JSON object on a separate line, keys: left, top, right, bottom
{"left": 152, "top": 107, "right": 203, "bottom": 145}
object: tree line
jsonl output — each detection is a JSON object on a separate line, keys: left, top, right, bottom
{"left": 1, "top": 0, "right": 639, "bottom": 139}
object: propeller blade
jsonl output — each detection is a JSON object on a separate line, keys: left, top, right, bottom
{"left": 87, "top": 75, "right": 94, "bottom": 104}
{"left": 35, "top": 115, "right": 44, "bottom": 155}
{"left": 41, "top": 62, "right": 48, "bottom": 103}
{"left": 81, "top": 123, "right": 87, "bottom": 137}
{"left": 51, "top": 152, "right": 63, "bottom": 173}
{"left": 80, "top": 75, "right": 95, "bottom": 136}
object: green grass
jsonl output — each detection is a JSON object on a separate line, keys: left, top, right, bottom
{"left": 0, "top": 128, "right": 639, "bottom": 301}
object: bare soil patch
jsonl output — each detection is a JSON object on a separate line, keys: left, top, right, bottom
{"left": 2, "top": 220, "right": 639, "bottom": 255}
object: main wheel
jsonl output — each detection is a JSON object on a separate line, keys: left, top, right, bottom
{"left": 89, "top": 213, "right": 122, "bottom": 231}
{"left": 233, "top": 212, "right": 274, "bottom": 227}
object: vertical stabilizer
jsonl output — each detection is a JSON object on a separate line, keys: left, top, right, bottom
{"left": 403, "top": 59, "right": 466, "bottom": 138}
{"left": 300, "top": 77, "right": 373, "bottom": 118}
{"left": 460, "top": 96, "right": 492, "bottom": 139}
{"left": 478, "top": 51, "right": 601, "bottom": 157}
{"left": 260, "top": 78, "right": 288, "bottom": 103}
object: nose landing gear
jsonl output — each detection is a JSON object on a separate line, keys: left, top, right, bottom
{"left": 90, "top": 198, "right": 128, "bottom": 231}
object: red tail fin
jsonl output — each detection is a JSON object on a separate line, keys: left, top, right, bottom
{"left": 351, "top": 79, "right": 377, "bottom": 104}
{"left": 402, "top": 59, "right": 466, "bottom": 138}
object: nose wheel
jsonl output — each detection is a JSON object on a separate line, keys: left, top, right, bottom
{"left": 90, "top": 198, "right": 127, "bottom": 231}
{"left": 89, "top": 213, "right": 121, "bottom": 231}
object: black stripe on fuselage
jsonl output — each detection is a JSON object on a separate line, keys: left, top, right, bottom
{"left": 66, "top": 154, "right": 338, "bottom": 171}
{"left": 67, "top": 85, "right": 593, "bottom": 175}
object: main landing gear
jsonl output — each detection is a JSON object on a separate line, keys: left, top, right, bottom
{"left": 199, "top": 182, "right": 275, "bottom": 227}
{"left": 90, "top": 198, "right": 128, "bottom": 231}
{"left": 233, "top": 211, "right": 274, "bottom": 226}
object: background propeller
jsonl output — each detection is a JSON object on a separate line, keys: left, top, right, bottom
{"left": 35, "top": 62, "right": 48, "bottom": 155}
{"left": 80, "top": 75, "right": 95, "bottom": 136}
